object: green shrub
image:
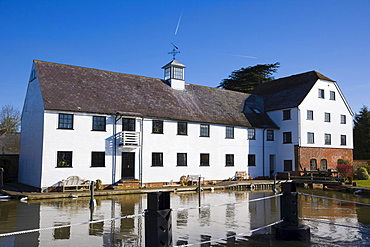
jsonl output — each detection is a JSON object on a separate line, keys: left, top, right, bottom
{"left": 361, "top": 165, "right": 370, "bottom": 175}
{"left": 357, "top": 167, "right": 370, "bottom": 180}
{"left": 337, "top": 159, "right": 349, "bottom": 165}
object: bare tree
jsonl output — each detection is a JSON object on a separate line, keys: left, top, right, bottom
{"left": 0, "top": 104, "right": 21, "bottom": 134}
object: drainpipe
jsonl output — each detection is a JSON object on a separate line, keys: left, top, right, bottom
{"left": 113, "top": 113, "right": 122, "bottom": 184}
{"left": 113, "top": 115, "right": 116, "bottom": 184}
{"left": 139, "top": 117, "right": 144, "bottom": 187}
{"left": 262, "top": 128, "right": 266, "bottom": 178}
{"left": 297, "top": 108, "right": 301, "bottom": 172}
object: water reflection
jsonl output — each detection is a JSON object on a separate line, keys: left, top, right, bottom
{"left": 0, "top": 189, "right": 369, "bottom": 246}
{"left": 299, "top": 188, "right": 370, "bottom": 246}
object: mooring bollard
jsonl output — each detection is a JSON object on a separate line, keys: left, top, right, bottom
{"left": 145, "top": 191, "right": 172, "bottom": 247}
{"left": 0, "top": 168, "right": 4, "bottom": 189}
{"left": 89, "top": 181, "right": 96, "bottom": 208}
{"left": 272, "top": 182, "right": 310, "bottom": 241}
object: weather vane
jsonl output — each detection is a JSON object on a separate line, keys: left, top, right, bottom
{"left": 168, "top": 43, "right": 180, "bottom": 60}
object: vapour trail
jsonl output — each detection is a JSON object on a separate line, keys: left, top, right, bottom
{"left": 174, "top": 9, "right": 183, "bottom": 35}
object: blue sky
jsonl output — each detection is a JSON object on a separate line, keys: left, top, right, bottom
{"left": 1, "top": 0, "right": 369, "bottom": 114}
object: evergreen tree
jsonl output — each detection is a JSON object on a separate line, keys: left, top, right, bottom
{"left": 218, "top": 62, "right": 280, "bottom": 93}
{"left": 353, "top": 106, "right": 370, "bottom": 159}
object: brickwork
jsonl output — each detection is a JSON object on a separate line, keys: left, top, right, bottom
{"left": 295, "top": 146, "right": 353, "bottom": 171}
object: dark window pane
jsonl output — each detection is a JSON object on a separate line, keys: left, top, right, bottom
{"left": 283, "top": 132, "right": 292, "bottom": 144}
{"left": 284, "top": 160, "right": 292, "bottom": 171}
{"left": 152, "top": 153, "right": 163, "bottom": 167}
{"left": 248, "top": 154, "right": 256, "bottom": 166}
{"left": 123, "top": 118, "right": 136, "bottom": 131}
{"left": 91, "top": 152, "right": 105, "bottom": 167}
{"left": 200, "top": 153, "right": 209, "bottom": 166}
{"left": 92, "top": 116, "right": 106, "bottom": 131}
{"left": 283, "top": 110, "right": 291, "bottom": 120}
{"left": 341, "top": 135, "right": 346, "bottom": 146}
{"left": 178, "top": 122, "right": 188, "bottom": 135}
{"left": 152, "top": 120, "right": 163, "bottom": 134}
{"left": 226, "top": 154, "right": 234, "bottom": 166}
{"left": 57, "top": 151, "right": 72, "bottom": 167}
{"left": 267, "top": 130, "right": 274, "bottom": 141}
{"left": 177, "top": 153, "right": 187, "bottom": 166}
{"left": 58, "top": 114, "right": 73, "bottom": 129}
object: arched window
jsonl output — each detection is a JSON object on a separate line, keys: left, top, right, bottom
{"left": 321, "top": 159, "right": 328, "bottom": 170}
{"left": 310, "top": 159, "right": 317, "bottom": 170}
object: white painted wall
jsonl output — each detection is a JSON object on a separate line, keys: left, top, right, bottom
{"left": 247, "top": 128, "right": 278, "bottom": 177}
{"left": 141, "top": 119, "right": 251, "bottom": 183}
{"left": 19, "top": 75, "right": 45, "bottom": 188}
{"left": 25, "top": 108, "right": 281, "bottom": 187}
{"left": 41, "top": 112, "right": 115, "bottom": 188}
{"left": 267, "top": 108, "right": 299, "bottom": 171}
{"left": 299, "top": 79, "right": 353, "bottom": 149}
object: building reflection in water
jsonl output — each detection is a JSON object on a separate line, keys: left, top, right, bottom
{"left": 0, "top": 189, "right": 370, "bottom": 246}
{"left": 299, "top": 188, "right": 370, "bottom": 246}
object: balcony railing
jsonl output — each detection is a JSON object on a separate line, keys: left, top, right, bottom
{"left": 118, "top": 131, "right": 140, "bottom": 147}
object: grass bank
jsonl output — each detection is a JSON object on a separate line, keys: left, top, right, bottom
{"left": 354, "top": 180, "right": 370, "bottom": 188}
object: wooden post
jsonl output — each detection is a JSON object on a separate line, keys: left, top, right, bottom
{"left": 0, "top": 168, "right": 3, "bottom": 189}
{"left": 145, "top": 192, "right": 172, "bottom": 247}
{"left": 272, "top": 182, "right": 310, "bottom": 241}
{"left": 198, "top": 176, "right": 202, "bottom": 207}
{"left": 272, "top": 174, "right": 277, "bottom": 194}
{"left": 198, "top": 176, "right": 202, "bottom": 192}
{"left": 89, "top": 181, "right": 96, "bottom": 208}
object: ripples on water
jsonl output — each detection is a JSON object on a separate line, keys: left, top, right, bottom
{"left": 0, "top": 188, "right": 370, "bottom": 246}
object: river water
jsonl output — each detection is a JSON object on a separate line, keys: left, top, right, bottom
{"left": 0, "top": 188, "right": 370, "bottom": 246}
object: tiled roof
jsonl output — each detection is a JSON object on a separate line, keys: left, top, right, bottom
{"left": 34, "top": 60, "right": 277, "bottom": 128}
{"left": 251, "top": 71, "right": 335, "bottom": 111}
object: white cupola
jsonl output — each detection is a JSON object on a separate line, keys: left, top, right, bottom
{"left": 162, "top": 60, "right": 186, "bottom": 90}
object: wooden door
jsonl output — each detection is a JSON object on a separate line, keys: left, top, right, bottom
{"left": 122, "top": 152, "right": 135, "bottom": 179}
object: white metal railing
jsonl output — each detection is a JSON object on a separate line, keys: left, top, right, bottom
{"left": 119, "top": 131, "right": 140, "bottom": 147}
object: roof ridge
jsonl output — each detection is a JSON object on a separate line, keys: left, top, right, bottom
{"left": 34, "top": 60, "right": 164, "bottom": 82}
{"left": 187, "top": 83, "right": 251, "bottom": 95}
{"left": 271, "top": 70, "right": 335, "bottom": 82}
